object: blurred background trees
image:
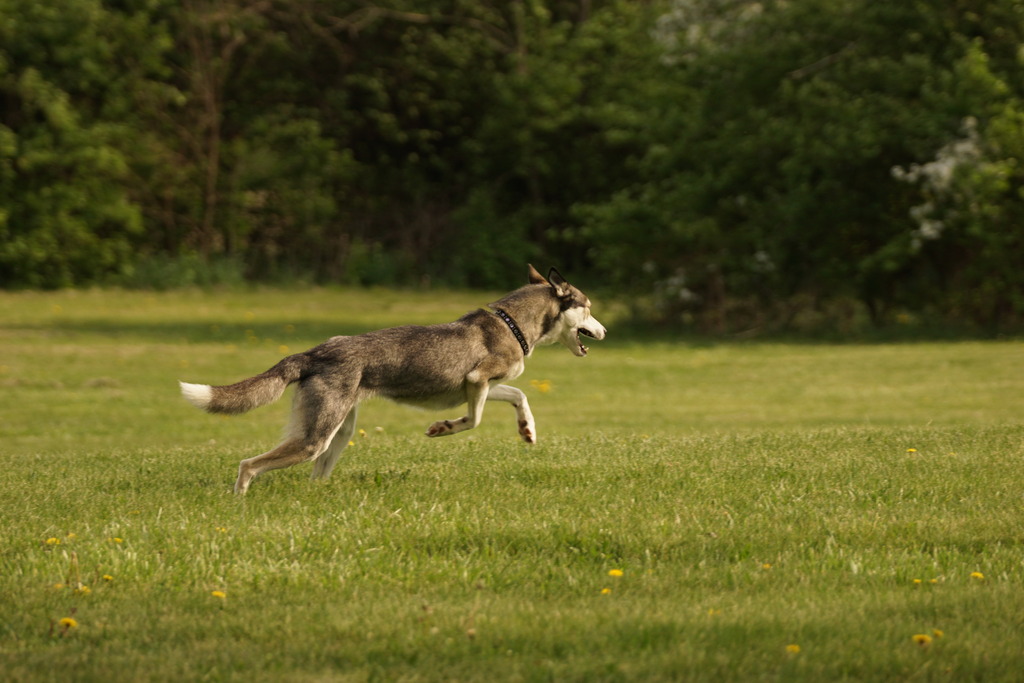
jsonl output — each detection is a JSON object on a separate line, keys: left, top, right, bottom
{"left": 2, "top": 0, "right": 1023, "bottom": 332}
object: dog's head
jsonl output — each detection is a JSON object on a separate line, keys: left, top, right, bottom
{"left": 529, "top": 265, "right": 607, "bottom": 357}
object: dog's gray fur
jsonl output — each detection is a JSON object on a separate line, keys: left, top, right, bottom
{"left": 180, "top": 265, "right": 606, "bottom": 493}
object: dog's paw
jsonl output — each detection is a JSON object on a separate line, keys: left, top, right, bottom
{"left": 518, "top": 419, "right": 536, "bottom": 444}
{"left": 426, "top": 419, "right": 454, "bottom": 437}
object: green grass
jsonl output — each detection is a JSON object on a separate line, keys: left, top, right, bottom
{"left": 2, "top": 288, "right": 1023, "bottom": 681}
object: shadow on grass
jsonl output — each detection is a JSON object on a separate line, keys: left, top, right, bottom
{"left": 7, "top": 320, "right": 387, "bottom": 345}
{"left": 8, "top": 315, "right": 1019, "bottom": 348}
{"left": 9, "top": 317, "right": 666, "bottom": 349}
{"left": 607, "top": 317, "right": 1022, "bottom": 346}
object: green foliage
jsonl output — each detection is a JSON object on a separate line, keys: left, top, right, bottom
{"left": 0, "top": 0, "right": 663, "bottom": 290}
{"left": 2, "top": 0, "right": 1024, "bottom": 331}
{"left": 582, "top": 0, "right": 1024, "bottom": 330}
{"left": 227, "top": 113, "right": 360, "bottom": 280}
{"left": 114, "top": 253, "right": 247, "bottom": 290}
{"left": 0, "top": 0, "right": 149, "bottom": 287}
{"left": 442, "top": 189, "right": 539, "bottom": 289}
{"left": 893, "top": 98, "right": 1024, "bottom": 330}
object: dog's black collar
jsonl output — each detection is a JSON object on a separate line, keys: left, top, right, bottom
{"left": 493, "top": 308, "right": 530, "bottom": 356}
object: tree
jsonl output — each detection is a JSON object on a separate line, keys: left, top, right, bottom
{"left": 0, "top": 0, "right": 155, "bottom": 287}
{"left": 580, "top": 0, "right": 1024, "bottom": 330}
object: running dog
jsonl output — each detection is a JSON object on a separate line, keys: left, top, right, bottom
{"left": 180, "top": 265, "right": 606, "bottom": 493}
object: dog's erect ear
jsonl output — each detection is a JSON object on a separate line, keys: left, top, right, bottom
{"left": 527, "top": 264, "right": 549, "bottom": 285}
{"left": 547, "top": 267, "right": 571, "bottom": 298}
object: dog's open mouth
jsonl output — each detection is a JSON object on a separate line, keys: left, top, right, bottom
{"left": 577, "top": 328, "right": 596, "bottom": 355}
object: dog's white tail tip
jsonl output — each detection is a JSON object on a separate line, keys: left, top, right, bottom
{"left": 179, "top": 381, "right": 213, "bottom": 410}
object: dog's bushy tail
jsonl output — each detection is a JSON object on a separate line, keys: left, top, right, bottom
{"left": 180, "top": 355, "right": 306, "bottom": 415}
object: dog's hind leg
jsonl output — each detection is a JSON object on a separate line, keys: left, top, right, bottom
{"left": 235, "top": 436, "right": 333, "bottom": 494}
{"left": 486, "top": 384, "right": 536, "bottom": 444}
{"left": 311, "top": 405, "right": 358, "bottom": 481}
{"left": 235, "top": 378, "right": 352, "bottom": 494}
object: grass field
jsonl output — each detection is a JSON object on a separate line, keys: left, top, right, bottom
{"left": 2, "top": 288, "right": 1023, "bottom": 681}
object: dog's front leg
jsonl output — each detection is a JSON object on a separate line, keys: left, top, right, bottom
{"left": 426, "top": 379, "right": 489, "bottom": 438}
{"left": 486, "top": 384, "right": 536, "bottom": 443}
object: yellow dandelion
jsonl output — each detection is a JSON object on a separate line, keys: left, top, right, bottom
{"left": 216, "top": 527, "right": 227, "bottom": 533}
{"left": 211, "top": 590, "right": 227, "bottom": 600}
{"left": 102, "top": 575, "right": 114, "bottom": 582}
{"left": 74, "top": 586, "right": 91, "bottom": 596}
{"left": 45, "top": 537, "right": 60, "bottom": 545}
{"left": 600, "top": 587, "right": 612, "bottom": 595}
{"left": 358, "top": 429, "right": 367, "bottom": 438}
{"left": 53, "top": 583, "right": 66, "bottom": 590}
{"left": 932, "top": 629, "right": 944, "bottom": 639}
{"left": 762, "top": 563, "right": 773, "bottom": 570}
{"left": 970, "top": 572, "right": 984, "bottom": 580}
{"left": 108, "top": 537, "right": 124, "bottom": 544}
{"left": 65, "top": 532, "right": 76, "bottom": 540}
{"left": 906, "top": 448, "right": 917, "bottom": 453}
{"left": 912, "top": 578, "right": 922, "bottom": 585}
{"left": 608, "top": 569, "right": 624, "bottom": 577}
{"left": 786, "top": 644, "right": 801, "bottom": 654}
{"left": 348, "top": 440, "right": 355, "bottom": 447}
{"left": 912, "top": 634, "right": 932, "bottom": 646}
{"left": 929, "top": 579, "right": 939, "bottom": 584}
{"left": 59, "top": 617, "right": 78, "bottom": 630}
{"left": 529, "top": 379, "right": 552, "bottom": 393}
